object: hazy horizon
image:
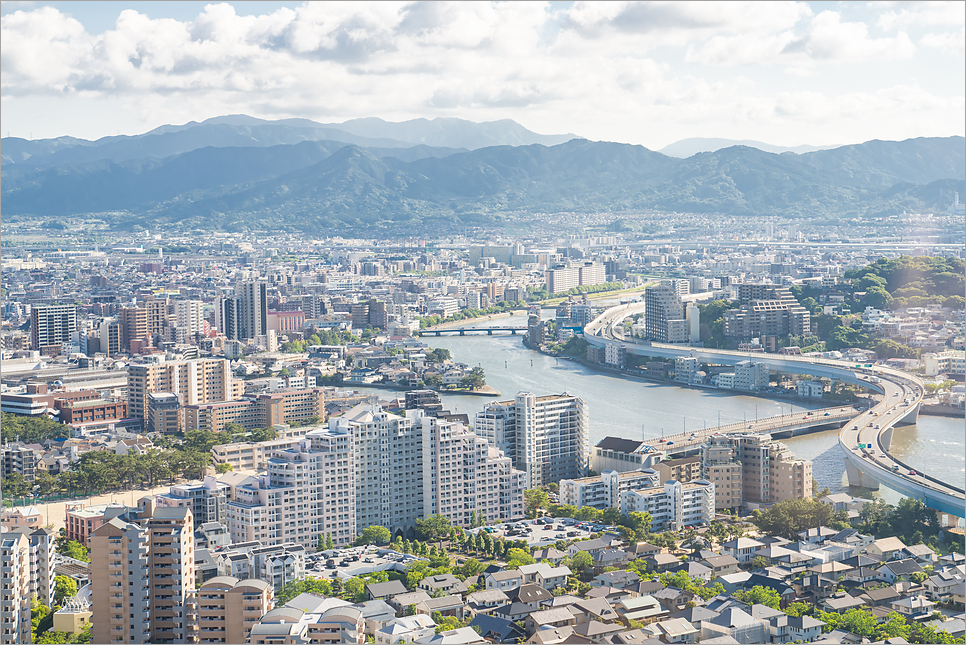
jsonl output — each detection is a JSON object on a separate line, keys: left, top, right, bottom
{"left": 1, "top": 1, "right": 963, "bottom": 149}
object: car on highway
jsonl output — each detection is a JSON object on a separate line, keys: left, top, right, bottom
{"left": 892, "top": 465, "right": 900, "bottom": 471}
{"left": 908, "top": 470, "right": 917, "bottom": 476}
{"left": 824, "top": 412, "right": 831, "bottom": 416}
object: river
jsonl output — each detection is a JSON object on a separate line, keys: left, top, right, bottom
{"left": 355, "top": 310, "right": 965, "bottom": 509}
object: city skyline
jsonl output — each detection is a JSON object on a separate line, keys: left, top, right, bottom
{"left": 1, "top": 1, "right": 963, "bottom": 147}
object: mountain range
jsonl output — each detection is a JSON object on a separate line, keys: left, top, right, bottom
{"left": 1, "top": 116, "right": 962, "bottom": 233}
{"left": 658, "top": 137, "right": 839, "bottom": 158}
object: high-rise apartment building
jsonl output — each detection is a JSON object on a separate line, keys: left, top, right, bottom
{"left": 240, "top": 281, "right": 268, "bottom": 340}
{"left": 192, "top": 577, "right": 273, "bottom": 645}
{"left": 621, "top": 479, "right": 715, "bottom": 532}
{"left": 226, "top": 428, "right": 356, "bottom": 549}
{"left": 119, "top": 306, "right": 150, "bottom": 353}
{"left": 30, "top": 304, "right": 77, "bottom": 355}
{"left": 0, "top": 532, "right": 32, "bottom": 645}
{"left": 644, "top": 285, "right": 688, "bottom": 343}
{"left": 91, "top": 506, "right": 195, "bottom": 645}
{"left": 700, "top": 435, "right": 743, "bottom": 512}
{"left": 420, "top": 416, "right": 525, "bottom": 527}
{"left": 215, "top": 296, "right": 240, "bottom": 340}
{"left": 174, "top": 300, "right": 205, "bottom": 335}
{"left": 99, "top": 318, "right": 122, "bottom": 357}
{"left": 328, "top": 405, "right": 424, "bottom": 538}
{"left": 476, "top": 393, "right": 588, "bottom": 489}
{"left": 127, "top": 357, "right": 243, "bottom": 420}
{"left": 545, "top": 262, "right": 606, "bottom": 295}
{"left": 723, "top": 285, "right": 810, "bottom": 339}
{"left": 6, "top": 526, "right": 56, "bottom": 607}
{"left": 699, "top": 434, "right": 812, "bottom": 510}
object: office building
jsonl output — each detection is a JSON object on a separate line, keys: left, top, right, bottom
{"left": 621, "top": 480, "right": 715, "bottom": 532}
{"left": 90, "top": 505, "right": 195, "bottom": 644}
{"left": 559, "top": 469, "right": 661, "bottom": 510}
{"left": 226, "top": 427, "right": 356, "bottom": 549}
{"left": 476, "top": 393, "right": 588, "bottom": 489}
{"left": 192, "top": 577, "right": 273, "bottom": 645}
{"left": 30, "top": 304, "right": 77, "bottom": 355}
{"left": 0, "top": 533, "right": 32, "bottom": 645}
{"left": 127, "top": 357, "right": 243, "bottom": 420}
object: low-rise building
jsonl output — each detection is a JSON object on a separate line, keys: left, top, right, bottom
{"left": 621, "top": 480, "right": 715, "bottom": 531}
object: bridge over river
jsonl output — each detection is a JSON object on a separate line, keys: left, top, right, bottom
{"left": 419, "top": 327, "right": 526, "bottom": 337}
{"left": 584, "top": 302, "right": 965, "bottom": 519}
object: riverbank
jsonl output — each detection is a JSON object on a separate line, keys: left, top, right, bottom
{"left": 423, "top": 310, "right": 525, "bottom": 330}
{"left": 921, "top": 404, "right": 966, "bottom": 418}
{"left": 344, "top": 380, "right": 501, "bottom": 397}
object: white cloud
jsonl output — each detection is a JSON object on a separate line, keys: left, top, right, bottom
{"left": 876, "top": 1, "right": 965, "bottom": 31}
{"left": 780, "top": 10, "right": 916, "bottom": 62}
{"left": 920, "top": 27, "right": 966, "bottom": 56}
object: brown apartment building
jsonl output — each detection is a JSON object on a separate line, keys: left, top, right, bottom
{"left": 127, "top": 358, "right": 243, "bottom": 420}
{"left": 194, "top": 577, "right": 273, "bottom": 644}
{"left": 91, "top": 504, "right": 195, "bottom": 644}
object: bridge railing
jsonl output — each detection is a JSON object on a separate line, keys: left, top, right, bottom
{"left": 642, "top": 406, "right": 853, "bottom": 445}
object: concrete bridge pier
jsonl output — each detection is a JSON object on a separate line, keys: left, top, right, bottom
{"left": 936, "top": 509, "right": 959, "bottom": 528}
{"left": 895, "top": 401, "right": 920, "bottom": 426}
{"left": 844, "top": 457, "right": 880, "bottom": 490}
{"left": 880, "top": 426, "right": 894, "bottom": 451}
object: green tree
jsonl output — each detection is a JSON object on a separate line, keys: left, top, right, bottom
{"left": 343, "top": 577, "right": 366, "bottom": 602}
{"left": 460, "top": 367, "right": 486, "bottom": 390}
{"left": 864, "top": 286, "right": 895, "bottom": 310}
{"left": 570, "top": 551, "right": 593, "bottom": 575}
{"left": 750, "top": 556, "right": 768, "bottom": 571}
{"left": 505, "top": 548, "right": 535, "bottom": 569}
{"left": 575, "top": 506, "right": 602, "bottom": 522}
{"left": 56, "top": 540, "right": 90, "bottom": 563}
{"left": 215, "top": 463, "right": 233, "bottom": 474}
{"left": 355, "top": 526, "right": 392, "bottom": 546}
{"left": 416, "top": 515, "right": 452, "bottom": 549}
{"left": 734, "top": 585, "right": 781, "bottom": 610}
{"left": 457, "top": 558, "right": 483, "bottom": 579}
{"left": 524, "top": 489, "right": 550, "bottom": 519}
{"left": 53, "top": 575, "right": 77, "bottom": 606}
{"left": 784, "top": 602, "right": 813, "bottom": 617}
{"left": 276, "top": 579, "right": 332, "bottom": 604}
{"left": 326, "top": 534, "right": 334, "bottom": 550}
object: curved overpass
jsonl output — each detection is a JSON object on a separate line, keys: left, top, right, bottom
{"left": 583, "top": 302, "right": 965, "bottom": 518}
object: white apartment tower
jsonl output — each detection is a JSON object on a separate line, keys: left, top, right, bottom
{"left": 226, "top": 427, "right": 356, "bottom": 549}
{"left": 0, "top": 533, "right": 32, "bottom": 645}
{"left": 174, "top": 300, "right": 205, "bottom": 335}
{"left": 240, "top": 281, "right": 268, "bottom": 341}
{"left": 476, "top": 393, "right": 588, "bottom": 489}
{"left": 420, "top": 416, "right": 525, "bottom": 527}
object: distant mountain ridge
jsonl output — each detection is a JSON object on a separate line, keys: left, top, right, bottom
{"left": 2, "top": 132, "right": 961, "bottom": 233}
{"left": 0, "top": 115, "right": 578, "bottom": 168}
{"left": 660, "top": 137, "right": 838, "bottom": 158}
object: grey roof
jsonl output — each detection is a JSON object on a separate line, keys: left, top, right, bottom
{"left": 788, "top": 615, "right": 826, "bottom": 630}
{"left": 595, "top": 437, "right": 646, "bottom": 452}
{"left": 709, "top": 607, "right": 760, "bottom": 628}
{"left": 881, "top": 558, "right": 924, "bottom": 576}
{"left": 366, "top": 580, "right": 408, "bottom": 597}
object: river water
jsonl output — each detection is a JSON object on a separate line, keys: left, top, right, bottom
{"left": 357, "top": 310, "right": 965, "bottom": 508}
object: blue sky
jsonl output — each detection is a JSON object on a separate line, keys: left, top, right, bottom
{"left": 1, "top": 1, "right": 963, "bottom": 148}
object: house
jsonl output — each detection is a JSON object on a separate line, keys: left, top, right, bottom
{"left": 924, "top": 570, "right": 966, "bottom": 601}
{"left": 877, "top": 558, "right": 925, "bottom": 583}
{"left": 418, "top": 574, "right": 468, "bottom": 596}
{"left": 389, "top": 590, "right": 431, "bottom": 614}
{"left": 375, "top": 615, "right": 437, "bottom": 644}
{"left": 712, "top": 572, "right": 752, "bottom": 594}
{"left": 890, "top": 595, "right": 936, "bottom": 619}
{"left": 752, "top": 604, "right": 789, "bottom": 644}
{"left": 668, "top": 561, "right": 712, "bottom": 582}
{"left": 900, "top": 544, "right": 938, "bottom": 566}
{"left": 525, "top": 625, "right": 582, "bottom": 644}
{"left": 415, "top": 627, "right": 487, "bottom": 644}
{"left": 648, "top": 617, "right": 698, "bottom": 644}
{"left": 567, "top": 537, "right": 620, "bottom": 559}
{"left": 615, "top": 595, "right": 668, "bottom": 625}
{"left": 633, "top": 579, "right": 665, "bottom": 597}
{"left": 646, "top": 553, "right": 682, "bottom": 572}
{"left": 925, "top": 618, "right": 966, "bottom": 640}
{"left": 359, "top": 600, "right": 399, "bottom": 637}
{"left": 511, "top": 584, "right": 553, "bottom": 610}
{"left": 485, "top": 570, "right": 523, "bottom": 593}
{"left": 700, "top": 607, "right": 767, "bottom": 644}
{"left": 517, "top": 563, "right": 571, "bottom": 590}
{"left": 808, "top": 561, "right": 854, "bottom": 584}
{"left": 720, "top": 538, "right": 765, "bottom": 563}
{"left": 466, "top": 615, "right": 527, "bottom": 644}
{"left": 627, "top": 542, "right": 663, "bottom": 558}
{"left": 820, "top": 593, "right": 867, "bottom": 614}
{"left": 532, "top": 547, "right": 567, "bottom": 565}
{"left": 571, "top": 597, "right": 621, "bottom": 624}
{"left": 595, "top": 548, "right": 632, "bottom": 570}
{"left": 414, "top": 595, "right": 464, "bottom": 618}
{"left": 586, "top": 586, "right": 635, "bottom": 604}
{"left": 463, "top": 590, "right": 509, "bottom": 618}
{"left": 858, "top": 587, "right": 901, "bottom": 607}
{"left": 702, "top": 555, "right": 740, "bottom": 577}
{"left": 572, "top": 620, "right": 627, "bottom": 642}
{"left": 367, "top": 580, "right": 409, "bottom": 601}
{"left": 593, "top": 570, "right": 641, "bottom": 590}
{"left": 652, "top": 587, "right": 695, "bottom": 614}
{"left": 788, "top": 615, "right": 825, "bottom": 642}
{"left": 741, "top": 574, "right": 795, "bottom": 606}
{"left": 492, "top": 602, "right": 533, "bottom": 623}
{"left": 524, "top": 607, "right": 577, "bottom": 636}
{"left": 669, "top": 607, "right": 720, "bottom": 634}
{"left": 866, "top": 536, "right": 907, "bottom": 561}
{"left": 828, "top": 529, "right": 874, "bottom": 552}
{"left": 797, "top": 527, "right": 838, "bottom": 544}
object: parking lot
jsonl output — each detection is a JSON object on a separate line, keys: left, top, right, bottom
{"left": 469, "top": 518, "right": 611, "bottom": 547}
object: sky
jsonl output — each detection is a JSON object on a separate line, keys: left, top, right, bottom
{"left": 1, "top": 1, "right": 963, "bottom": 149}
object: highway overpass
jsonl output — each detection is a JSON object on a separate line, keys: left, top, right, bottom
{"left": 584, "top": 302, "right": 965, "bottom": 519}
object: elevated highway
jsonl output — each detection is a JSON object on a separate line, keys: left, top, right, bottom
{"left": 584, "top": 302, "right": 965, "bottom": 519}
